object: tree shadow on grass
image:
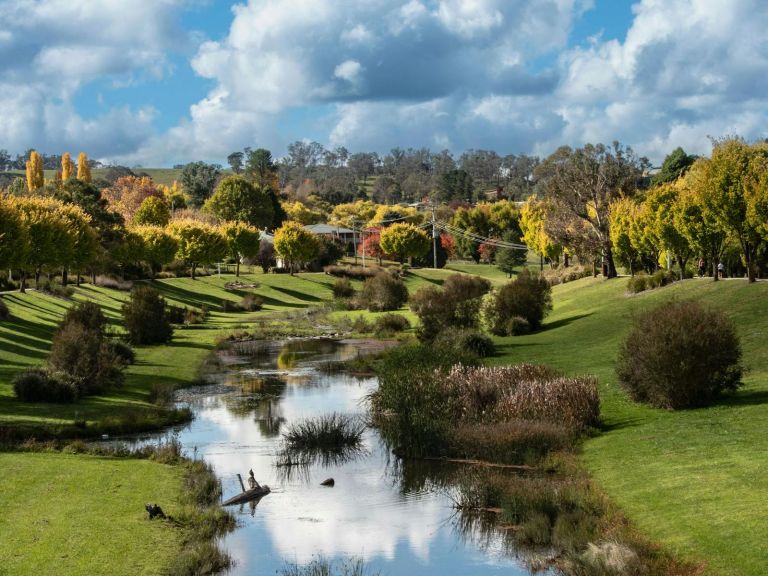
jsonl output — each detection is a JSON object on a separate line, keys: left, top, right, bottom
{"left": 542, "top": 313, "right": 593, "bottom": 331}
{"left": 269, "top": 285, "right": 323, "bottom": 303}
{"left": 150, "top": 281, "right": 226, "bottom": 310}
{"left": 719, "top": 389, "right": 768, "bottom": 408}
{"left": 256, "top": 294, "right": 309, "bottom": 309}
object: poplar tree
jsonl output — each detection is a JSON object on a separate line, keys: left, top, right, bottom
{"left": 61, "top": 152, "right": 75, "bottom": 181}
{"left": 25, "top": 150, "right": 44, "bottom": 192}
{"left": 77, "top": 152, "right": 92, "bottom": 183}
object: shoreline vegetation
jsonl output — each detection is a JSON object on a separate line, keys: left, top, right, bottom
{"left": 1, "top": 267, "right": 766, "bottom": 574}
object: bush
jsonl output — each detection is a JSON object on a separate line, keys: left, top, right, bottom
{"left": 221, "top": 299, "right": 241, "bottom": 312}
{"left": 617, "top": 300, "right": 743, "bottom": 409}
{"left": 94, "top": 275, "right": 133, "bottom": 291}
{"left": 410, "top": 274, "right": 491, "bottom": 342}
{"left": 123, "top": 285, "right": 174, "bottom": 344}
{"left": 434, "top": 329, "right": 495, "bottom": 358}
{"left": 626, "top": 272, "right": 648, "bottom": 293}
{"left": 332, "top": 278, "right": 355, "bottom": 299}
{"left": 480, "top": 270, "right": 552, "bottom": 335}
{"left": 324, "top": 265, "right": 379, "bottom": 280}
{"left": 13, "top": 368, "right": 78, "bottom": 403}
{"left": 351, "top": 315, "right": 374, "bottom": 333}
{"left": 0, "top": 298, "right": 9, "bottom": 321}
{"left": 108, "top": 340, "right": 136, "bottom": 365}
{"left": 541, "top": 264, "right": 591, "bottom": 286}
{"left": 359, "top": 272, "right": 408, "bottom": 311}
{"left": 166, "top": 304, "right": 186, "bottom": 324}
{"left": 506, "top": 315, "right": 530, "bottom": 335}
{"left": 49, "top": 321, "right": 123, "bottom": 395}
{"left": 240, "top": 294, "right": 263, "bottom": 311}
{"left": 374, "top": 313, "right": 410, "bottom": 335}
{"left": 184, "top": 306, "right": 208, "bottom": 325}
{"left": 39, "top": 280, "right": 75, "bottom": 299}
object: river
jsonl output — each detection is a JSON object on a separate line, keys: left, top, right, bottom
{"left": 127, "top": 338, "right": 546, "bottom": 575}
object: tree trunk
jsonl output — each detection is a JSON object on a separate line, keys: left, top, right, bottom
{"left": 713, "top": 260, "right": 719, "bottom": 282}
{"left": 76, "top": 270, "right": 81, "bottom": 287}
{"left": 34, "top": 269, "right": 41, "bottom": 289}
{"left": 191, "top": 263, "right": 197, "bottom": 280}
{"left": 91, "top": 270, "right": 96, "bottom": 285}
{"left": 746, "top": 244, "right": 756, "bottom": 282}
{"left": 19, "top": 271, "right": 26, "bottom": 293}
{"left": 564, "top": 253, "right": 569, "bottom": 268}
{"left": 604, "top": 243, "right": 618, "bottom": 278}
{"left": 236, "top": 259, "right": 240, "bottom": 277}
{"left": 62, "top": 268, "right": 68, "bottom": 287}
{"left": 676, "top": 257, "right": 688, "bottom": 279}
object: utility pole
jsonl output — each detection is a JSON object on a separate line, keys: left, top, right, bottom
{"left": 431, "top": 205, "right": 438, "bottom": 269}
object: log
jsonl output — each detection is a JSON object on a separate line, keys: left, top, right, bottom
{"left": 222, "top": 485, "right": 271, "bottom": 506}
{"left": 236, "top": 473, "right": 247, "bottom": 493}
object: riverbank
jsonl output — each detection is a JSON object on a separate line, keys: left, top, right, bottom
{"left": 492, "top": 276, "right": 768, "bottom": 576}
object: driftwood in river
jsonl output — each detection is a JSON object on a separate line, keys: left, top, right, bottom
{"left": 221, "top": 473, "right": 271, "bottom": 506}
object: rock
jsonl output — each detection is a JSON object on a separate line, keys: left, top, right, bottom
{"left": 320, "top": 478, "right": 335, "bottom": 487}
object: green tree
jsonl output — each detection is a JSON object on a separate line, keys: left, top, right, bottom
{"left": 0, "top": 196, "right": 27, "bottom": 270}
{"left": 203, "top": 175, "right": 274, "bottom": 229}
{"left": 436, "top": 169, "right": 473, "bottom": 203}
{"left": 180, "top": 161, "right": 221, "bottom": 207}
{"left": 273, "top": 221, "right": 320, "bottom": 274}
{"left": 134, "top": 226, "right": 178, "bottom": 277}
{"left": 57, "top": 203, "right": 98, "bottom": 286}
{"left": 646, "top": 182, "right": 693, "bottom": 276}
{"left": 379, "top": 223, "right": 430, "bottom": 264}
{"left": 651, "top": 147, "right": 697, "bottom": 186}
{"left": 519, "top": 198, "right": 562, "bottom": 266}
{"left": 246, "top": 148, "right": 278, "bottom": 187}
{"left": 227, "top": 151, "right": 244, "bottom": 174}
{"left": 220, "top": 221, "right": 261, "bottom": 277}
{"left": 496, "top": 231, "right": 528, "bottom": 277}
{"left": 697, "top": 138, "right": 768, "bottom": 282}
{"left": 9, "top": 197, "right": 73, "bottom": 291}
{"left": 132, "top": 196, "right": 171, "bottom": 226}
{"left": 536, "top": 142, "right": 647, "bottom": 278}
{"left": 167, "top": 218, "right": 228, "bottom": 279}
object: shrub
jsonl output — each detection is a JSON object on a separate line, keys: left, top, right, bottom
{"left": 480, "top": 270, "right": 552, "bottom": 335}
{"left": 221, "top": 299, "right": 241, "bottom": 312}
{"left": 324, "top": 265, "right": 379, "bottom": 280}
{"left": 616, "top": 300, "right": 743, "bottom": 409}
{"left": 48, "top": 320, "right": 123, "bottom": 395}
{"left": 239, "top": 294, "right": 263, "bottom": 311}
{"left": 351, "top": 315, "right": 374, "bottom": 333}
{"left": 13, "top": 368, "right": 78, "bottom": 403}
{"left": 359, "top": 272, "right": 408, "bottom": 311}
{"left": 626, "top": 272, "right": 648, "bottom": 293}
{"left": 166, "top": 304, "right": 186, "bottom": 324}
{"left": 38, "top": 280, "right": 74, "bottom": 299}
{"left": 434, "top": 329, "right": 495, "bottom": 358}
{"left": 541, "top": 264, "right": 591, "bottom": 286}
{"left": 94, "top": 275, "right": 133, "bottom": 291}
{"left": 410, "top": 274, "right": 491, "bottom": 342}
{"left": 184, "top": 306, "right": 208, "bottom": 325}
{"left": 452, "top": 420, "right": 575, "bottom": 464}
{"left": 506, "top": 315, "right": 531, "bottom": 335}
{"left": 374, "top": 313, "right": 410, "bottom": 335}
{"left": 332, "top": 278, "right": 355, "bottom": 299}
{"left": 122, "top": 285, "right": 174, "bottom": 344}
{"left": 108, "top": 340, "right": 136, "bottom": 365}
{"left": 62, "top": 301, "right": 107, "bottom": 333}
{"left": 0, "top": 298, "right": 9, "bottom": 321}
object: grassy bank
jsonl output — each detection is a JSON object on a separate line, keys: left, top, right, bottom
{"left": 492, "top": 276, "right": 768, "bottom": 576}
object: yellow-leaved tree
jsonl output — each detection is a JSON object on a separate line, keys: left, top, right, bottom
{"left": 61, "top": 152, "right": 75, "bottom": 181}
{"left": 25, "top": 150, "right": 44, "bottom": 192}
{"left": 77, "top": 152, "right": 92, "bottom": 183}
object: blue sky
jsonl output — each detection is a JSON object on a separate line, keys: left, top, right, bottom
{"left": 1, "top": 0, "right": 766, "bottom": 166}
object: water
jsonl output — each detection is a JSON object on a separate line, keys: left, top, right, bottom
{"left": 129, "top": 339, "right": 542, "bottom": 575}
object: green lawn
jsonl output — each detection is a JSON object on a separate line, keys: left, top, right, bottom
{"left": 0, "top": 452, "right": 183, "bottom": 576}
{"left": 0, "top": 270, "right": 339, "bottom": 428}
{"left": 491, "top": 276, "right": 768, "bottom": 576}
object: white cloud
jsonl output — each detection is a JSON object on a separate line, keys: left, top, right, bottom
{"left": 435, "top": 0, "right": 504, "bottom": 38}
{"left": 333, "top": 60, "right": 363, "bottom": 82}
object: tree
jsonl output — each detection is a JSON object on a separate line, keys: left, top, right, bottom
{"left": 203, "top": 175, "right": 275, "bottom": 229}
{"left": 379, "top": 223, "right": 430, "bottom": 264}
{"left": 227, "top": 151, "right": 244, "bottom": 174}
{"left": 519, "top": 198, "right": 562, "bottom": 266}
{"left": 608, "top": 197, "right": 643, "bottom": 275}
{"left": 536, "top": 142, "right": 647, "bottom": 278}
{"left": 158, "top": 181, "right": 186, "bottom": 212}
{"left": 0, "top": 197, "right": 27, "bottom": 270}
{"left": 272, "top": 222, "right": 320, "bottom": 274}
{"left": 181, "top": 161, "right": 221, "bottom": 207}
{"left": 134, "top": 226, "right": 178, "bottom": 276}
{"left": 646, "top": 183, "right": 692, "bottom": 276}
{"left": 221, "top": 221, "right": 260, "bottom": 276}
{"left": 167, "top": 219, "right": 228, "bottom": 279}
{"left": 436, "top": 169, "right": 473, "bottom": 203}
{"left": 282, "top": 200, "right": 323, "bottom": 225}
{"left": 26, "top": 150, "right": 44, "bottom": 191}
{"left": 697, "top": 138, "right": 768, "bottom": 282}
{"left": 358, "top": 228, "right": 385, "bottom": 265}
{"left": 246, "top": 148, "right": 278, "bottom": 188}
{"left": 103, "top": 176, "right": 163, "bottom": 222}
{"left": 329, "top": 200, "right": 378, "bottom": 228}
{"left": 123, "top": 285, "right": 173, "bottom": 345}
{"left": 61, "top": 152, "right": 75, "bottom": 181}
{"left": 57, "top": 203, "right": 98, "bottom": 285}
{"left": 496, "top": 231, "right": 528, "bottom": 276}
{"left": 133, "top": 196, "right": 171, "bottom": 226}
{"left": 651, "top": 147, "right": 697, "bottom": 186}
{"left": 9, "top": 196, "right": 73, "bottom": 290}
{"left": 77, "top": 152, "right": 92, "bottom": 182}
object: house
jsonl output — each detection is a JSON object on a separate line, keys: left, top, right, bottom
{"left": 303, "top": 223, "right": 357, "bottom": 245}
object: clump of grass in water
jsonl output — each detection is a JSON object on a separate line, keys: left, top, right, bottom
{"left": 280, "top": 556, "right": 379, "bottom": 576}
{"left": 284, "top": 413, "right": 365, "bottom": 452}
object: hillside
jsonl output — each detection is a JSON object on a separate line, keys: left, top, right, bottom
{"left": 493, "top": 276, "right": 768, "bottom": 576}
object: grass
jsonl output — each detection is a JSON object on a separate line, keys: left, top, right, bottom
{"left": 491, "top": 276, "right": 768, "bottom": 576}
{"left": 0, "top": 451, "right": 183, "bottom": 576}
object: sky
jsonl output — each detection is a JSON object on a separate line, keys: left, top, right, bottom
{"left": 1, "top": 0, "right": 767, "bottom": 167}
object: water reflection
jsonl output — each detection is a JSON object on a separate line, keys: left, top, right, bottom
{"left": 133, "top": 339, "right": 545, "bottom": 575}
